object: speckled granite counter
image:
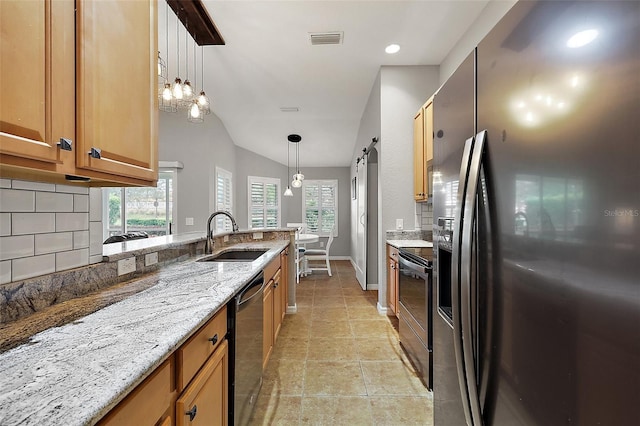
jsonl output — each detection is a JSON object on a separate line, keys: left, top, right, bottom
{"left": 387, "top": 239, "right": 433, "bottom": 249}
{"left": 0, "top": 240, "right": 289, "bottom": 426}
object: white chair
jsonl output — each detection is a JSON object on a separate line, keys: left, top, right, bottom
{"left": 295, "top": 246, "right": 306, "bottom": 283}
{"left": 304, "top": 227, "right": 334, "bottom": 276}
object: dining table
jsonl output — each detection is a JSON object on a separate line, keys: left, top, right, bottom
{"left": 294, "top": 233, "right": 319, "bottom": 276}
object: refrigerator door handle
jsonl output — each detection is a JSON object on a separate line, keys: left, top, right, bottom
{"left": 452, "top": 135, "right": 475, "bottom": 426}
{"left": 460, "top": 130, "right": 488, "bottom": 426}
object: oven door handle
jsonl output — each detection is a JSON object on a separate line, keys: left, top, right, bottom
{"left": 398, "top": 253, "right": 430, "bottom": 276}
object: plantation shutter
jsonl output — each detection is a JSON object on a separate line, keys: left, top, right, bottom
{"left": 248, "top": 176, "right": 281, "bottom": 229}
{"left": 302, "top": 180, "right": 337, "bottom": 237}
{"left": 215, "top": 168, "right": 233, "bottom": 232}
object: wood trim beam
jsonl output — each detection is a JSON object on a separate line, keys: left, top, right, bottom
{"left": 166, "top": 0, "right": 225, "bottom": 46}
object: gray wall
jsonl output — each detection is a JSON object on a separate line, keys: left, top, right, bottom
{"left": 159, "top": 110, "right": 236, "bottom": 235}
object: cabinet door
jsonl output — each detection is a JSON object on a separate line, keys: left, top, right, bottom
{"left": 280, "top": 248, "right": 288, "bottom": 319}
{"left": 272, "top": 270, "right": 283, "bottom": 341}
{"left": 75, "top": 0, "right": 158, "bottom": 183}
{"left": 262, "top": 282, "right": 274, "bottom": 369}
{"left": 388, "top": 259, "right": 397, "bottom": 315}
{"left": 0, "top": 0, "right": 74, "bottom": 167}
{"left": 176, "top": 340, "right": 228, "bottom": 426}
{"left": 424, "top": 100, "right": 434, "bottom": 164}
{"left": 413, "top": 108, "right": 426, "bottom": 200}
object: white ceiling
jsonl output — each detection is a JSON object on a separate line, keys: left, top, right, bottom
{"left": 160, "top": 1, "right": 489, "bottom": 167}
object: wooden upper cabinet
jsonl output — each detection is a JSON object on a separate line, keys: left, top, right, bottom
{"left": 414, "top": 96, "right": 434, "bottom": 202}
{"left": 413, "top": 107, "right": 426, "bottom": 201}
{"left": 76, "top": 0, "right": 158, "bottom": 183}
{"left": 0, "top": 0, "right": 75, "bottom": 169}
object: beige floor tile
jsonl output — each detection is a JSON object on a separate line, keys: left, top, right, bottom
{"left": 262, "top": 359, "right": 306, "bottom": 396}
{"left": 355, "top": 337, "right": 408, "bottom": 361}
{"left": 249, "top": 395, "right": 301, "bottom": 425}
{"left": 296, "top": 285, "right": 315, "bottom": 296}
{"left": 347, "top": 306, "right": 388, "bottom": 321}
{"left": 341, "top": 287, "right": 370, "bottom": 297}
{"left": 312, "top": 296, "right": 346, "bottom": 308}
{"left": 307, "top": 337, "right": 358, "bottom": 361}
{"left": 300, "top": 396, "right": 373, "bottom": 425}
{"left": 311, "top": 307, "right": 349, "bottom": 322}
{"left": 314, "top": 286, "right": 344, "bottom": 297}
{"left": 296, "top": 296, "right": 314, "bottom": 308}
{"left": 350, "top": 319, "right": 397, "bottom": 339}
{"left": 303, "top": 361, "right": 367, "bottom": 396}
{"left": 271, "top": 336, "right": 310, "bottom": 361}
{"left": 343, "top": 296, "right": 378, "bottom": 308}
{"left": 360, "top": 361, "right": 429, "bottom": 396}
{"left": 310, "top": 319, "right": 353, "bottom": 338}
{"left": 370, "top": 396, "right": 434, "bottom": 425}
{"left": 279, "top": 320, "right": 311, "bottom": 339}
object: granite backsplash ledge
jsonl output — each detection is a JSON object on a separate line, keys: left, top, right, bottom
{"left": 386, "top": 229, "right": 433, "bottom": 241}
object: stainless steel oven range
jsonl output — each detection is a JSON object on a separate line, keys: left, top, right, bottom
{"left": 398, "top": 248, "right": 433, "bottom": 390}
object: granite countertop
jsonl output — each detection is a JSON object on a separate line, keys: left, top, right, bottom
{"left": 0, "top": 240, "right": 289, "bottom": 426}
{"left": 387, "top": 239, "right": 433, "bottom": 249}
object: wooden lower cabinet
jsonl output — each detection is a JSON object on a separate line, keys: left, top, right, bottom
{"left": 176, "top": 340, "right": 228, "bottom": 426}
{"left": 387, "top": 244, "right": 399, "bottom": 317}
{"left": 262, "top": 248, "right": 289, "bottom": 369}
{"left": 262, "top": 280, "right": 274, "bottom": 369}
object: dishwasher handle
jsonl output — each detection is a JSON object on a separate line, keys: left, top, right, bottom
{"left": 237, "top": 271, "right": 265, "bottom": 309}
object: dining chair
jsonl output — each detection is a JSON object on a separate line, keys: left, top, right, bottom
{"left": 304, "top": 227, "right": 334, "bottom": 276}
{"left": 295, "top": 245, "right": 306, "bottom": 283}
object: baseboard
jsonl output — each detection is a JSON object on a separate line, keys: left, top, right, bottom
{"left": 328, "top": 256, "right": 351, "bottom": 260}
{"left": 286, "top": 304, "right": 298, "bottom": 314}
{"left": 367, "top": 283, "right": 379, "bottom": 291}
{"left": 376, "top": 302, "right": 388, "bottom": 316}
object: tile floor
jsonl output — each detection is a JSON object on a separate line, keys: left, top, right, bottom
{"left": 249, "top": 260, "right": 434, "bottom": 425}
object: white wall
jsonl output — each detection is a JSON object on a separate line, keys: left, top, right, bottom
{"left": 439, "top": 0, "right": 517, "bottom": 84}
{"left": 159, "top": 110, "right": 236, "bottom": 235}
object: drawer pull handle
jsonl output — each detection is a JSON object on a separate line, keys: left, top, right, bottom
{"left": 208, "top": 334, "right": 218, "bottom": 345}
{"left": 186, "top": 405, "right": 197, "bottom": 421}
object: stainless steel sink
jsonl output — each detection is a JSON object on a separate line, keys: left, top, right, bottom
{"left": 197, "top": 249, "right": 268, "bottom": 262}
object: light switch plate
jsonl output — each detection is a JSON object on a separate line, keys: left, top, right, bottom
{"left": 396, "top": 219, "right": 404, "bottom": 230}
{"left": 253, "top": 232, "right": 263, "bottom": 240}
{"left": 117, "top": 257, "right": 136, "bottom": 276}
{"left": 145, "top": 252, "right": 158, "bottom": 266}
{"left": 185, "top": 217, "right": 194, "bottom": 226}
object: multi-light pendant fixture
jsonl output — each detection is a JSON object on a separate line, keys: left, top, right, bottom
{"left": 284, "top": 134, "right": 304, "bottom": 197}
{"left": 157, "top": 2, "right": 211, "bottom": 123}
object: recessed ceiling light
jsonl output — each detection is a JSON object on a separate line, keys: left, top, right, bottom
{"left": 567, "top": 29, "right": 598, "bottom": 48}
{"left": 385, "top": 44, "right": 400, "bottom": 54}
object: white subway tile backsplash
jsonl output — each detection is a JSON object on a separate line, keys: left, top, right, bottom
{"left": 55, "top": 213, "right": 89, "bottom": 232}
{"left": 0, "top": 189, "right": 35, "bottom": 212}
{"left": 36, "top": 192, "right": 74, "bottom": 212}
{"left": 0, "top": 234, "right": 34, "bottom": 261}
{"left": 55, "top": 184, "right": 89, "bottom": 195}
{"left": 12, "top": 180, "right": 55, "bottom": 192}
{"left": 35, "top": 232, "right": 73, "bottom": 255}
{"left": 55, "top": 248, "right": 89, "bottom": 271}
{"left": 89, "top": 222, "right": 103, "bottom": 256}
{"left": 12, "top": 213, "right": 56, "bottom": 235}
{"left": 0, "top": 260, "right": 11, "bottom": 284}
{"left": 12, "top": 254, "right": 55, "bottom": 281}
{"left": 74, "top": 194, "right": 89, "bottom": 212}
{"left": 73, "top": 230, "right": 89, "bottom": 249}
{"left": 0, "top": 213, "right": 10, "bottom": 236}
{"left": 0, "top": 179, "right": 11, "bottom": 188}
{"left": 89, "top": 188, "right": 103, "bottom": 222}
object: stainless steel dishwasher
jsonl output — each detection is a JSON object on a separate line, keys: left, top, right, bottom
{"left": 229, "top": 271, "right": 265, "bottom": 425}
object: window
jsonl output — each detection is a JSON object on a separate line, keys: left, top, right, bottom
{"left": 303, "top": 180, "right": 338, "bottom": 237}
{"left": 215, "top": 167, "right": 233, "bottom": 232}
{"left": 104, "top": 170, "right": 175, "bottom": 239}
{"left": 248, "top": 176, "right": 281, "bottom": 229}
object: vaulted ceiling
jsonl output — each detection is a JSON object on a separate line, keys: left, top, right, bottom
{"left": 159, "top": 1, "right": 489, "bottom": 167}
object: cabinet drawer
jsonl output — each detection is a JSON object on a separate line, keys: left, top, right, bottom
{"left": 387, "top": 245, "right": 399, "bottom": 260}
{"left": 264, "top": 255, "right": 281, "bottom": 283}
{"left": 177, "top": 305, "right": 227, "bottom": 392}
{"left": 98, "top": 357, "right": 173, "bottom": 426}
{"left": 176, "top": 340, "right": 228, "bottom": 426}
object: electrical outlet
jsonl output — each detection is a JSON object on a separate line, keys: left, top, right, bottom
{"left": 253, "top": 232, "right": 263, "bottom": 240}
{"left": 223, "top": 235, "right": 229, "bottom": 242}
{"left": 185, "top": 217, "right": 194, "bottom": 226}
{"left": 145, "top": 252, "right": 158, "bottom": 266}
{"left": 117, "top": 257, "right": 136, "bottom": 276}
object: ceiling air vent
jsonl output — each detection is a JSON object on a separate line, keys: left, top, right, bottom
{"left": 309, "top": 31, "right": 343, "bottom": 46}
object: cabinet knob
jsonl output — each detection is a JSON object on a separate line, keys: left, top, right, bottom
{"left": 273, "top": 282, "right": 279, "bottom": 288}
{"left": 186, "top": 405, "right": 197, "bottom": 421}
{"left": 208, "top": 334, "right": 218, "bottom": 345}
{"left": 57, "top": 138, "right": 73, "bottom": 151}
{"left": 88, "top": 147, "right": 101, "bottom": 159}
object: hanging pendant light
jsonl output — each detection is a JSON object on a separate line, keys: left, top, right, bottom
{"left": 157, "top": 51, "right": 167, "bottom": 83}
{"left": 171, "top": 13, "right": 183, "bottom": 101}
{"left": 289, "top": 134, "right": 303, "bottom": 188}
{"left": 181, "top": 22, "right": 194, "bottom": 106}
{"left": 197, "top": 45, "right": 211, "bottom": 114}
{"left": 188, "top": 35, "right": 203, "bottom": 123}
{"left": 284, "top": 137, "right": 293, "bottom": 196}
{"left": 159, "top": 1, "right": 177, "bottom": 112}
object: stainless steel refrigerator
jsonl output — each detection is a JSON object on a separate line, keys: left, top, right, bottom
{"left": 431, "top": 1, "right": 640, "bottom": 425}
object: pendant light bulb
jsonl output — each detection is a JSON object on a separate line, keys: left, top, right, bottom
{"left": 183, "top": 80, "right": 193, "bottom": 98}
{"left": 190, "top": 102, "right": 201, "bottom": 118}
{"left": 198, "top": 91, "right": 209, "bottom": 107}
{"left": 284, "top": 187, "right": 293, "bottom": 197}
{"left": 173, "top": 78, "right": 183, "bottom": 100}
{"left": 162, "top": 83, "right": 172, "bottom": 101}
{"left": 293, "top": 173, "right": 305, "bottom": 181}
{"left": 291, "top": 178, "right": 303, "bottom": 188}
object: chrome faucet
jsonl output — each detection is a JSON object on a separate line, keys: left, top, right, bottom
{"left": 205, "top": 211, "right": 239, "bottom": 254}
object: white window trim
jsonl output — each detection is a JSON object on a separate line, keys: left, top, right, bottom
{"left": 215, "top": 167, "right": 233, "bottom": 232}
{"left": 247, "top": 176, "right": 281, "bottom": 229}
{"left": 302, "top": 179, "right": 338, "bottom": 237}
